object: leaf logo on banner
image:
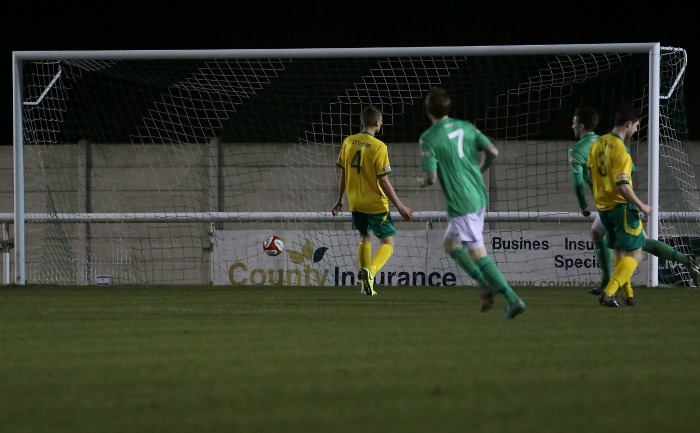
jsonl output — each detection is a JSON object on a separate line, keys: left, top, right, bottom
{"left": 313, "top": 247, "right": 328, "bottom": 263}
{"left": 288, "top": 239, "right": 329, "bottom": 265}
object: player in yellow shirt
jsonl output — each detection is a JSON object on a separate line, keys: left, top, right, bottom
{"left": 570, "top": 107, "right": 700, "bottom": 302}
{"left": 331, "top": 105, "right": 413, "bottom": 295}
{"left": 588, "top": 105, "right": 649, "bottom": 307}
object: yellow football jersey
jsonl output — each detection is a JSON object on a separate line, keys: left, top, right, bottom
{"left": 587, "top": 132, "right": 634, "bottom": 211}
{"left": 336, "top": 132, "right": 391, "bottom": 214}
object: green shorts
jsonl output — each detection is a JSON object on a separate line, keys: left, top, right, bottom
{"left": 599, "top": 203, "right": 645, "bottom": 251}
{"left": 351, "top": 211, "right": 396, "bottom": 239}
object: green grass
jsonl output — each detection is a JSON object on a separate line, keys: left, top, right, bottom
{"left": 1, "top": 285, "right": 699, "bottom": 433}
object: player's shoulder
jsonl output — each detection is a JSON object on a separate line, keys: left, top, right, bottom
{"left": 584, "top": 133, "right": 600, "bottom": 143}
{"left": 601, "top": 132, "right": 621, "bottom": 143}
{"left": 446, "top": 117, "right": 475, "bottom": 129}
{"left": 341, "top": 133, "right": 358, "bottom": 144}
{"left": 368, "top": 134, "right": 387, "bottom": 147}
{"left": 346, "top": 132, "right": 366, "bottom": 140}
{"left": 593, "top": 132, "right": 613, "bottom": 145}
{"left": 607, "top": 134, "right": 627, "bottom": 149}
{"left": 574, "top": 134, "right": 597, "bottom": 148}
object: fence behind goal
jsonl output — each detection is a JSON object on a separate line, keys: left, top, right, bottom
{"left": 5, "top": 44, "right": 699, "bottom": 287}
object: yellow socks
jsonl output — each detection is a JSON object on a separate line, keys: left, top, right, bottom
{"left": 605, "top": 256, "right": 638, "bottom": 297}
{"left": 369, "top": 244, "right": 393, "bottom": 276}
{"left": 358, "top": 242, "right": 371, "bottom": 269}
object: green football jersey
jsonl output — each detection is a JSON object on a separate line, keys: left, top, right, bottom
{"left": 420, "top": 118, "right": 490, "bottom": 217}
{"left": 568, "top": 132, "right": 598, "bottom": 189}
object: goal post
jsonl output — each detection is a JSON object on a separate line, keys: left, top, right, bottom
{"left": 7, "top": 44, "right": 699, "bottom": 287}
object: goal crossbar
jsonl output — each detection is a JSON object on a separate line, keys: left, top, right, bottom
{"left": 13, "top": 44, "right": 662, "bottom": 61}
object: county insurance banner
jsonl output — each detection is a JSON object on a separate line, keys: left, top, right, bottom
{"left": 211, "top": 229, "right": 652, "bottom": 287}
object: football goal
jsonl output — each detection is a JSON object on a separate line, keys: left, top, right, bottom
{"left": 5, "top": 44, "right": 698, "bottom": 287}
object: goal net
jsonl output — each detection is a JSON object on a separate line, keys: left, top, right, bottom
{"left": 7, "top": 44, "right": 698, "bottom": 287}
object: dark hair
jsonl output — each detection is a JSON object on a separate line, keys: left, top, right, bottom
{"left": 425, "top": 86, "right": 452, "bottom": 118}
{"left": 614, "top": 104, "right": 640, "bottom": 127}
{"left": 361, "top": 105, "right": 382, "bottom": 127}
{"left": 574, "top": 106, "right": 599, "bottom": 131}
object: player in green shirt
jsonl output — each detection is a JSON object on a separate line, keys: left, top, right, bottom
{"left": 569, "top": 107, "right": 612, "bottom": 294}
{"left": 418, "top": 86, "right": 525, "bottom": 319}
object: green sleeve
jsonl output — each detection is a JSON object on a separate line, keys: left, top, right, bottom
{"left": 571, "top": 172, "right": 587, "bottom": 209}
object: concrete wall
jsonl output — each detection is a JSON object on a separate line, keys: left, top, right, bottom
{"left": 3, "top": 140, "right": 700, "bottom": 216}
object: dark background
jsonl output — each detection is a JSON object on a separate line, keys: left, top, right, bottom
{"left": 3, "top": 2, "right": 697, "bottom": 143}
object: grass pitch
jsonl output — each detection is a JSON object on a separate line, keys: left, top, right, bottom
{"left": 1, "top": 285, "right": 699, "bottom": 433}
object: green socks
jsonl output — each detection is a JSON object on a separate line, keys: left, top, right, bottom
{"left": 594, "top": 238, "right": 612, "bottom": 285}
{"left": 644, "top": 238, "right": 689, "bottom": 266}
{"left": 476, "top": 256, "right": 520, "bottom": 304}
{"left": 450, "top": 247, "right": 520, "bottom": 304}
{"left": 450, "top": 247, "right": 488, "bottom": 289}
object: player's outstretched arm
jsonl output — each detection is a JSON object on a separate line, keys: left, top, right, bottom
{"left": 481, "top": 142, "right": 498, "bottom": 173}
{"left": 331, "top": 168, "right": 346, "bottom": 216}
{"left": 617, "top": 183, "right": 652, "bottom": 216}
{"left": 417, "top": 172, "right": 437, "bottom": 188}
{"left": 570, "top": 172, "right": 589, "bottom": 214}
{"left": 378, "top": 176, "right": 413, "bottom": 221}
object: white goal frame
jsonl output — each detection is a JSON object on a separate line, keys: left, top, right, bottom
{"left": 7, "top": 43, "right": 684, "bottom": 286}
